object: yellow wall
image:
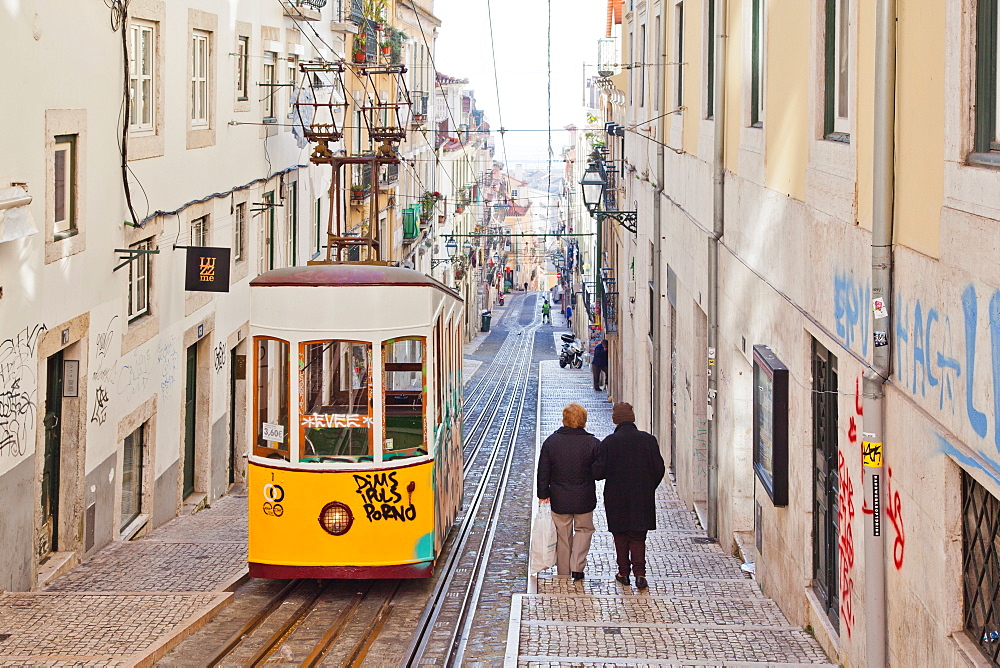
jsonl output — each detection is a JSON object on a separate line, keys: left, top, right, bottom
{"left": 763, "top": 0, "right": 809, "bottom": 199}
{"left": 893, "top": 0, "right": 945, "bottom": 258}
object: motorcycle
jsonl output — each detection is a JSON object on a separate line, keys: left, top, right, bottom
{"left": 497, "top": 293, "right": 505, "bottom": 306}
{"left": 558, "top": 333, "right": 584, "bottom": 369}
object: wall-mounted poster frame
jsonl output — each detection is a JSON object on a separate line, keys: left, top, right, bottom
{"left": 753, "top": 344, "right": 789, "bottom": 506}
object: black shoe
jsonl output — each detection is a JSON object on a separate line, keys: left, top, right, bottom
{"left": 635, "top": 576, "right": 648, "bottom": 589}
{"left": 571, "top": 571, "right": 585, "bottom": 581}
{"left": 615, "top": 575, "right": 630, "bottom": 586}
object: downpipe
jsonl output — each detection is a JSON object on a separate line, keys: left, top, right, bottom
{"left": 651, "top": 2, "right": 667, "bottom": 440}
{"left": 862, "top": 0, "right": 895, "bottom": 665}
{"left": 706, "top": 0, "right": 727, "bottom": 540}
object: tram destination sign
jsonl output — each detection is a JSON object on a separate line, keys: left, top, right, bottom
{"left": 184, "top": 246, "right": 231, "bottom": 292}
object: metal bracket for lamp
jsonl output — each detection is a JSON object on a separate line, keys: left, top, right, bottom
{"left": 430, "top": 258, "right": 454, "bottom": 268}
{"left": 593, "top": 210, "right": 638, "bottom": 235}
{"left": 113, "top": 247, "right": 160, "bottom": 272}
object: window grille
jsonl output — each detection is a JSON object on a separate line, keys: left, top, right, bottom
{"left": 963, "top": 471, "right": 1000, "bottom": 663}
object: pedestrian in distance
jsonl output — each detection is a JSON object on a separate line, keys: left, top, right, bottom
{"left": 565, "top": 304, "right": 573, "bottom": 329}
{"left": 593, "top": 402, "right": 665, "bottom": 590}
{"left": 591, "top": 339, "right": 608, "bottom": 391}
{"left": 541, "top": 299, "right": 551, "bottom": 324}
{"left": 524, "top": 281, "right": 529, "bottom": 292}
{"left": 537, "top": 402, "right": 601, "bottom": 580}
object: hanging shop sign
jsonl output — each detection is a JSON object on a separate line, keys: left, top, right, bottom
{"left": 752, "top": 344, "right": 789, "bottom": 507}
{"left": 184, "top": 246, "right": 231, "bottom": 292}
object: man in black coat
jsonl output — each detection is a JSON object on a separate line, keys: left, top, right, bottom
{"left": 591, "top": 340, "right": 608, "bottom": 391}
{"left": 593, "top": 402, "right": 665, "bottom": 589}
{"left": 537, "top": 403, "right": 601, "bottom": 580}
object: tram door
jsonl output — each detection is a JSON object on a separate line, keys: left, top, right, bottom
{"left": 40, "top": 351, "right": 64, "bottom": 558}
{"left": 183, "top": 344, "right": 197, "bottom": 498}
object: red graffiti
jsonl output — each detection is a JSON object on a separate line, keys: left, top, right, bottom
{"left": 886, "top": 467, "right": 905, "bottom": 570}
{"left": 837, "top": 449, "right": 856, "bottom": 638}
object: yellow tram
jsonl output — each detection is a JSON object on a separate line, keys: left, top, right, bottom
{"left": 247, "top": 264, "right": 464, "bottom": 578}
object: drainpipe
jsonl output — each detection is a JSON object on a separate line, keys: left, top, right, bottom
{"left": 652, "top": 9, "right": 668, "bottom": 439}
{"left": 862, "top": 0, "right": 894, "bottom": 665}
{"left": 706, "top": 0, "right": 727, "bottom": 540}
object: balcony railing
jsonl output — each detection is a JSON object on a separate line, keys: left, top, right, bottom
{"left": 381, "top": 163, "right": 399, "bottom": 185}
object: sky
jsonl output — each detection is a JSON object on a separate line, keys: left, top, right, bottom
{"left": 431, "top": 0, "right": 606, "bottom": 170}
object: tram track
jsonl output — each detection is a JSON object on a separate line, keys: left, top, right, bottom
{"left": 169, "top": 293, "right": 542, "bottom": 667}
{"left": 402, "top": 292, "right": 542, "bottom": 666}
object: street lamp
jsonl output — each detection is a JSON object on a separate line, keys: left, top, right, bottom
{"left": 579, "top": 162, "right": 606, "bottom": 215}
{"left": 445, "top": 236, "right": 458, "bottom": 258}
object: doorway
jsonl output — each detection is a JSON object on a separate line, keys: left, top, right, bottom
{"left": 184, "top": 344, "right": 198, "bottom": 498}
{"left": 228, "top": 341, "right": 247, "bottom": 486}
{"left": 40, "top": 351, "right": 63, "bottom": 559}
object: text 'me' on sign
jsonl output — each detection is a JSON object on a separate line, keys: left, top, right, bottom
{"left": 185, "top": 246, "right": 231, "bottom": 292}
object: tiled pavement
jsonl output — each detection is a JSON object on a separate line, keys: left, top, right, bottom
{"left": 507, "top": 360, "right": 835, "bottom": 667}
{"left": 0, "top": 494, "right": 247, "bottom": 666}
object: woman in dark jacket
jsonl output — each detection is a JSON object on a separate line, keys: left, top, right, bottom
{"left": 593, "top": 402, "right": 665, "bottom": 589}
{"left": 537, "top": 402, "right": 601, "bottom": 579}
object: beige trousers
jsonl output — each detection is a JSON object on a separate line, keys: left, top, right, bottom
{"left": 551, "top": 511, "right": 595, "bottom": 575}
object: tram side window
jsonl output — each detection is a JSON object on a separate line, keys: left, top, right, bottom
{"left": 435, "top": 317, "right": 443, "bottom": 426}
{"left": 384, "top": 337, "right": 426, "bottom": 459}
{"left": 299, "top": 340, "right": 372, "bottom": 462}
{"left": 255, "top": 338, "right": 290, "bottom": 460}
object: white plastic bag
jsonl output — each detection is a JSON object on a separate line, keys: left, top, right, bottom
{"left": 529, "top": 501, "right": 557, "bottom": 574}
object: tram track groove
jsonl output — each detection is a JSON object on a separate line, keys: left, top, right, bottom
{"left": 403, "top": 293, "right": 542, "bottom": 666}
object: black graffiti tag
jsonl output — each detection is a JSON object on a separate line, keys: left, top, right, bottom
{"left": 213, "top": 341, "right": 227, "bottom": 373}
{"left": 0, "top": 324, "right": 46, "bottom": 458}
{"left": 353, "top": 471, "right": 417, "bottom": 522}
{"left": 90, "top": 386, "right": 110, "bottom": 425}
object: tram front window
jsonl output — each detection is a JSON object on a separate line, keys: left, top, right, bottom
{"left": 255, "top": 337, "right": 290, "bottom": 460}
{"left": 383, "top": 337, "right": 426, "bottom": 460}
{"left": 299, "top": 340, "right": 372, "bottom": 462}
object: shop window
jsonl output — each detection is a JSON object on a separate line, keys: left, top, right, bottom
{"left": 254, "top": 337, "right": 290, "bottom": 459}
{"left": 383, "top": 338, "right": 427, "bottom": 460}
{"left": 299, "top": 340, "right": 372, "bottom": 462}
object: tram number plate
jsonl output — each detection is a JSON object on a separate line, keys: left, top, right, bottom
{"left": 262, "top": 422, "right": 285, "bottom": 443}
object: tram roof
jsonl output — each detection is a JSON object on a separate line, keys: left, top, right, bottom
{"left": 250, "top": 263, "right": 461, "bottom": 299}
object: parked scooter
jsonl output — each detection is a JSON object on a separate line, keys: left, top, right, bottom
{"left": 558, "top": 333, "right": 584, "bottom": 369}
{"left": 498, "top": 292, "right": 505, "bottom": 306}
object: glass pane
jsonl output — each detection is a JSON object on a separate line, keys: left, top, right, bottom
{"left": 837, "top": 0, "right": 849, "bottom": 120}
{"left": 299, "top": 341, "right": 372, "bottom": 462}
{"left": 142, "top": 80, "right": 152, "bottom": 125}
{"left": 383, "top": 338, "right": 426, "bottom": 460}
{"left": 54, "top": 146, "right": 67, "bottom": 228}
{"left": 255, "top": 338, "right": 290, "bottom": 459}
{"left": 141, "top": 28, "right": 151, "bottom": 76}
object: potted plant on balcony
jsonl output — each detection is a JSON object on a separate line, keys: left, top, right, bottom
{"left": 350, "top": 183, "right": 365, "bottom": 200}
{"left": 352, "top": 37, "right": 366, "bottom": 63}
{"left": 380, "top": 40, "right": 392, "bottom": 55}
{"left": 363, "top": 0, "right": 386, "bottom": 29}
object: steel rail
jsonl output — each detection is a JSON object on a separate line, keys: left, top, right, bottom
{"left": 205, "top": 578, "right": 303, "bottom": 667}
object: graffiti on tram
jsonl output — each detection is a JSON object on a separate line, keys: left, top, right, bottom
{"left": 353, "top": 471, "right": 418, "bottom": 522}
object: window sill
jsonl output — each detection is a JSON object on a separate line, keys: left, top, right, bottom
{"left": 824, "top": 132, "right": 850, "bottom": 144}
{"left": 263, "top": 117, "right": 278, "bottom": 125}
{"left": 751, "top": 122, "right": 763, "bottom": 129}
{"left": 967, "top": 152, "right": 1000, "bottom": 169}
{"left": 120, "top": 513, "right": 149, "bottom": 541}
{"left": 53, "top": 228, "right": 79, "bottom": 242}
{"left": 237, "top": 96, "right": 249, "bottom": 102}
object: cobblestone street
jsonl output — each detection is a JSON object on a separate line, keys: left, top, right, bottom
{"left": 507, "top": 359, "right": 835, "bottom": 667}
{"left": 0, "top": 495, "right": 247, "bottom": 665}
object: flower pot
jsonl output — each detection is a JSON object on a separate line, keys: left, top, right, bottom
{"left": 353, "top": 51, "right": 365, "bottom": 63}
{"left": 381, "top": 45, "right": 391, "bottom": 55}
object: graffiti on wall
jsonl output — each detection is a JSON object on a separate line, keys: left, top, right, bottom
{"left": 90, "top": 316, "right": 119, "bottom": 426}
{"left": 155, "top": 338, "right": 179, "bottom": 396}
{"left": 838, "top": 378, "right": 863, "bottom": 639}
{"left": 834, "top": 274, "right": 1000, "bottom": 475}
{"left": 0, "top": 324, "right": 47, "bottom": 458}
{"left": 693, "top": 419, "right": 708, "bottom": 494}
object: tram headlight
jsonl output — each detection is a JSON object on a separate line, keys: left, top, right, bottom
{"left": 318, "top": 501, "right": 354, "bottom": 536}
